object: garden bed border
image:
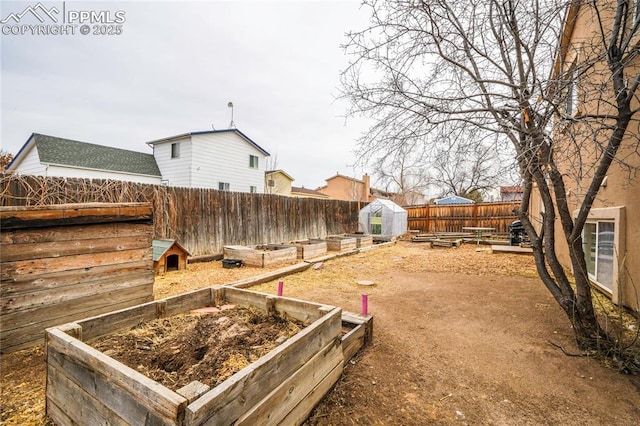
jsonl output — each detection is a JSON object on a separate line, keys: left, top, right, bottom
{"left": 45, "top": 286, "right": 372, "bottom": 425}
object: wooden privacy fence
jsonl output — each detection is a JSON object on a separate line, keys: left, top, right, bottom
{"left": 0, "top": 175, "right": 360, "bottom": 256}
{"left": 405, "top": 202, "right": 520, "bottom": 234}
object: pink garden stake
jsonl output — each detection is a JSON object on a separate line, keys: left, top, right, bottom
{"left": 277, "top": 281, "right": 284, "bottom": 296}
{"left": 361, "top": 294, "right": 368, "bottom": 316}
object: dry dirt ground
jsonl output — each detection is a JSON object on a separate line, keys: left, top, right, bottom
{"left": 2, "top": 241, "right": 639, "bottom": 425}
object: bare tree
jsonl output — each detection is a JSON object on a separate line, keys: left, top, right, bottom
{"left": 342, "top": 0, "right": 640, "bottom": 360}
{"left": 372, "top": 142, "right": 430, "bottom": 205}
{"left": 429, "top": 126, "right": 510, "bottom": 202}
{"left": 264, "top": 154, "right": 280, "bottom": 195}
{"left": 369, "top": 122, "right": 511, "bottom": 203}
{"left": 265, "top": 153, "right": 279, "bottom": 173}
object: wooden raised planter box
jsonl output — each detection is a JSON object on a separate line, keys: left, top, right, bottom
{"left": 286, "top": 240, "right": 328, "bottom": 260}
{"left": 46, "top": 286, "right": 373, "bottom": 426}
{"left": 223, "top": 244, "right": 298, "bottom": 267}
{"left": 343, "top": 234, "right": 373, "bottom": 248}
{"left": 311, "top": 236, "right": 357, "bottom": 253}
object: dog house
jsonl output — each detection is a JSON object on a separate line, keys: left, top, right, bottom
{"left": 358, "top": 199, "right": 408, "bottom": 237}
{"left": 153, "top": 239, "right": 190, "bottom": 274}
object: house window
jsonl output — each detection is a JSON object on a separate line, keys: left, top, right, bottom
{"left": 566, "top": 68, "right": 579, "bottom": 116}
{"left": 268, "top": 179, "right": 275, "bottom": 187}
{"left": 218, "top": 182, "right": 230, "bottom": 191}
{"left": 583, "top": 221, "right": 615, "bottom": 292}
{"left": 249, "top": 155, "right": 259, "bottom": 169}
{"left": 250, "top": 185, "right": 257, "bottom": 193}
{"left": 171, "top": 143, "right": 180, "bottom": 159}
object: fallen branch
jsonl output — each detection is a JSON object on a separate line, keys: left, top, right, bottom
{"left": 547, "top": 340, "right": 586, "bottom": 357}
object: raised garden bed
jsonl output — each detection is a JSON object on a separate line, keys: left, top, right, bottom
{"left": 286, "top": 240, "right": 328, "bottom": 260}
{"left": 310, "top": 236, "right": 357, "bottom": 253}
{"left": 342, "top": 234, "right": 373, "bottom": 248}
{"left": 223, "top": 244, "right": 297, "bottom": 267}
{"left": 46, "top": 286, "right": 372, "bottom": 425}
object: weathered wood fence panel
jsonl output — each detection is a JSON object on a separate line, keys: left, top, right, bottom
{"left": 0, "top": 202, "right": 154, "bottom": 353}
{"left": 0, "top": 175, "right": 360, "bottom": 256}
{"left": 405, "top": 202, "right": 520, "bottom": 234}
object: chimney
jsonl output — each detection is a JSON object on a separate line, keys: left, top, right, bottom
{"left": 362, "top": 174, "right": 371, "bottom": 202}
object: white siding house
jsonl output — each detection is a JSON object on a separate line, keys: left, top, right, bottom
{"left": 10, "top": 144, "right": 44, "bottom": 176}
{"left": 7, "top": 129, "right": 270, "bottom": 193}
{"left": 6, "top": 134, "right": 163, "bottom": 184}
{"left": 147, "top": 129, "right": 270, "bottom": 192}
{"left": 150, "top": 134, "right": 193, "bottom": 187}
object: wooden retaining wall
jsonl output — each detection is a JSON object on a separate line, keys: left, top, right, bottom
{"left": 405, "top": 202, "right": 520, "bottom": 234}
{"left": 0, "top": 175, "right": 360, "bottom": 256}
{"left": 46, "top": 286, "right": 372, "bottom": 425}
{"left": 317, "top": 236, "right": 357, "bottom": 252}
{"left": 343, "top": 234, "right": 373, "bottom": 248}
{"left": 0, "top": 203, "right": 154, "bottom": 353}
{"left": 288, "top": 240, "right": 328, "bottom": 260}
{"left": 223, "top": 245, "right": 298, "bottom": 267}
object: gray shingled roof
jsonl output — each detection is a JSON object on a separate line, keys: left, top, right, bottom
{"left": 34, "top": 134, "right": 161, "bottom": 176}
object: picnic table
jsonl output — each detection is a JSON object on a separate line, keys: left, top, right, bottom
{"left": 462, "top": 227, "right": 495, "bottom": 245}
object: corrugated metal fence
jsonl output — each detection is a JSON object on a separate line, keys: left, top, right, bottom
{"left": 405, "top": 202, "right": 520, "bottom": 234}
{"left": 0, "top": 175, "right": 360, "bottom": 256}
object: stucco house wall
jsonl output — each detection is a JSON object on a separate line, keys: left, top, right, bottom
{"left": 541, "top": 2, "right": 640, "bottom": 311}
{"left": 265, "top": 170, "right": 294, "bottom": 196}
{"left": 317, "top": 174, "right": 372, "bottom": 202}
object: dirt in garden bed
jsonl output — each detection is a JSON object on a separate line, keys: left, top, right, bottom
{"left": 90, "top": 305, "right": 305, "bottom": 392}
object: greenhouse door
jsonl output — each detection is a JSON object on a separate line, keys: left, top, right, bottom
{"left": 369, "top": 214, "right": 382, "bottom": 234}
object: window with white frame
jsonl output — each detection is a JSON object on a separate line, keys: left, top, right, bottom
{"left": 249, "top": 155, "right": 259, "bottom": 169}
{"left": 171, "top": 142, "right": 180, "bottom": 159}
{"left": 566, "top": 67, "right": 579, "bottom": 116}
{"left": 250, "top": 185, "right": 257, "bottom": 193}
{"left": 583, "top": 221, "right": 615, "bottom": 292}
{"left": 218, "top": 182, "right": 230, "bottom": 191}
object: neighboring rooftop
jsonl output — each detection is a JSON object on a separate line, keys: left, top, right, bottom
{"left": 321, "top": 173, "right": 366, "bottom": 184}
{"left": 500, "top": 186, "right": 524, "bottom": 194}
{"left": 265, "top": 169, "right": 295, "bottom": 181}
{"left": 291, "top": 186, "right": 329, "bottom": 197}
{"left": 146, "top": 129, "right": 270, "bottom": 156}
{"left": 18, "top": 133, "right": 161, "bottom": 176}
{"left": 434, "top": 195, "right": 475, "bottom": 205}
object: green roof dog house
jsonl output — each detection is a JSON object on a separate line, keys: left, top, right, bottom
{"left": 152, "top": 239, "right": 190, "bottom": 275}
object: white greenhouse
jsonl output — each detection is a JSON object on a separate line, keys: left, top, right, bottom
{"left": 358, "top": 199, "right": 408, "bottom": 237}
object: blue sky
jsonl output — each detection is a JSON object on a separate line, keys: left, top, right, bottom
{"left": 1, "top": 0, "right": 373, "bottom": 188}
